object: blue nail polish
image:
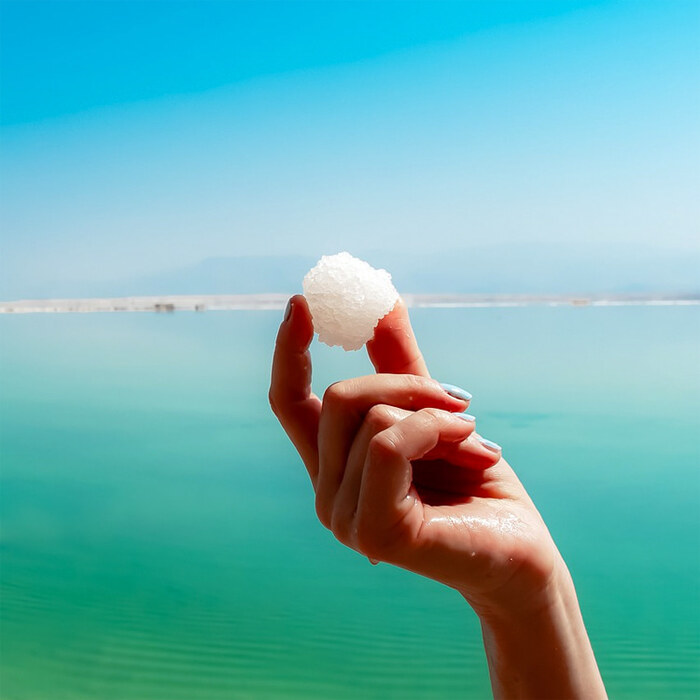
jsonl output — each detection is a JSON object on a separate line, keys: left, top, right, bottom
{"left": 478, "top": 436, "right": 502, "bottom": 452}
{"left": 283, "top": 299, "right": 293, "bottom": 322}
{"left": 456, "top": 412, "right": 476, "bottom": 422}
{"left": 439, "top": 383, "right": 472, "bottom": 401}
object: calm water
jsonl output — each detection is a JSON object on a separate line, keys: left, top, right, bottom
{"left": 1, "top": 307, "right": 699, "bottom": 699}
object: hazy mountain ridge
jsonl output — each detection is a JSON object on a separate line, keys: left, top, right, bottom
{"left": 4, "top": 245, "right": 699, "bottom": 300}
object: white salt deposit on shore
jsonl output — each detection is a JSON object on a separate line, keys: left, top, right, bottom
{"left": 1, "top": 293, "right": 697, "bottom": 314}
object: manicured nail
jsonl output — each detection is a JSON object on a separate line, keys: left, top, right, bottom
{"left": 439, "top": 383, "right": 472, "bottom": 401}
{"left": 455, "top": 412, "right": 476, "bottom": 422}
{"left": 478, "top": 436, "right": 502, "bottom": 452}
{"left": 283, "top": 298, "right": 293, "bottom": 322}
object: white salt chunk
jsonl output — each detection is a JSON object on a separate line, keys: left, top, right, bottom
{"left": 302, "top": 252, "right": 399, "bottom": 351}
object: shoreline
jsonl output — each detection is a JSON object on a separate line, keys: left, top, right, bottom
{"left": 1, "top": 293, "right": 699, "bottom": 314}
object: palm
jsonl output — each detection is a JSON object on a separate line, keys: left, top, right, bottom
{"left": 402, "top": 457, "right": 558, "bottom": 606}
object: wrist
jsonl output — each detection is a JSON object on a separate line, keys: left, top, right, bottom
{"left": 467, "top": 550, "right": 570, "bottom": 624}
{"left": 472, "top": 555, "right": 607, "bottom": 699}
{"left": 457, "top": 536, "right": 565, "bottom": 624}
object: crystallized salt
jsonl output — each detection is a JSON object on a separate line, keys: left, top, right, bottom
{"left": 302, "top": 252, "right": 399, "bottom": 351}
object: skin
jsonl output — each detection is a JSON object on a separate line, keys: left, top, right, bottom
{"left": 270, "top": 294, "right": 607, "bottom": 699}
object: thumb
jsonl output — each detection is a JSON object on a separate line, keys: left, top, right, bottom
{"left": 366, "top": 298, "right": 430, "bottom": 377}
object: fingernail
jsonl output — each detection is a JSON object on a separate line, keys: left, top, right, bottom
{"left": 455, "top": 412, "right": 476, "bottom": 422}
{"left": 283, "top": 298, "right": 293, "bottom": 322}
{"left": 439, "top": 383, "right": 472, "bottom": 401}
{"left": 478, "top": 436, "right": 502, "bottom": 452}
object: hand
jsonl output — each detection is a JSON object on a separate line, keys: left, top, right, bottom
{"left": 269, "top": 295, "right": 558, "bottom": 616}
{"left": 269, "top": 294, "right": 607, "bottom": 699}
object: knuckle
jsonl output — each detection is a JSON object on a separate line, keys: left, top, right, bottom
{"left": 355, "top": 521, "right": 395, "bottom": 561}
{"left": 367, "top": 432, "right": 397, "bottom": 462}
{"left": 356, "top": 516, "right": 408, "bottom": 560}
{"left": 330, "top": 509, "right": 352, "bottom": 546}
{"left": 421, "top": 406, "right": 444, "bottom": 420}
{"left": 365, "top": 404, "right": 394, "bottom": 432}
{"left": 354, "top": 522, "right": 379, "bottom": 559}
{"left": 403, "top": 373, "right": 426, "bottom": 395}
{"left": 417, "top": 407, "right": 443, "bottom": 429}
{"left": 314, "top": 496, "right": 333, "bottom": 531}
{"left": 323, "top": 380, "right": 353, "bottom": 408}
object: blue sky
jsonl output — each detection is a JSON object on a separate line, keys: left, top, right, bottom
{"left": 1, "top": 0, "right": 698, "bottom": 297}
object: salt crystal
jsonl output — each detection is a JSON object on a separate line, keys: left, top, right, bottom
{"left": 302, "top": 252, "right": 399, "bottom": 351}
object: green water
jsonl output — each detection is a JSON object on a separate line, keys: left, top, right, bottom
{"left": 1, "top": 307, "right": 698, "bottom": 699}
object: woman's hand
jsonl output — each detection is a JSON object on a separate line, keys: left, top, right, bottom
{"left": 269, "top": 295, "right": 558, "bottom": 614}
{"left": 269, "top": 294, "right": 607, "bottom": 699}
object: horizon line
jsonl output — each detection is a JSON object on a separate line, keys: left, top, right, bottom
{"left": 2, "top": 292, "right": 699, "bottom": 314}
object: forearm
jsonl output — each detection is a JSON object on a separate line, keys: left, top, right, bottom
{"left": 475, "top": 557, "right": 607, "bottom": 699}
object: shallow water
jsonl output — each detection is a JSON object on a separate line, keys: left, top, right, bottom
{"left": 1, "top": 306, "right": 699, "bottom": 699}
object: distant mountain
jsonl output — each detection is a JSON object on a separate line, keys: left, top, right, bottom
{"left": 114, "top": 255, "right": 316, "bottom": 296}
{"left": 118, "top": 244, "right": 699, "bottom": 297}
{"left": 3, "top": 244, "right": 698, "bottom": 300}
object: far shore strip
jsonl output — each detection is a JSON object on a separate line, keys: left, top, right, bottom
{"left": 1, "top": 293, "right": 699, "bottom": 314}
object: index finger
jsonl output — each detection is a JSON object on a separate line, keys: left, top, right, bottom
{"left": 366, "top": 297, "right": 430, "bottom": 377}
{"left": 269, "top": 295, "right": 322, "bottom": 481}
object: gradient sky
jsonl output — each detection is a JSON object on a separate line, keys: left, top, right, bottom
{"left": 1, "top": 0, "right": 698, "bottom": 297}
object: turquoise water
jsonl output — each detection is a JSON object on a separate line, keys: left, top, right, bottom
{"left": 1, "top": 307, "right": 699, "bottom": 699}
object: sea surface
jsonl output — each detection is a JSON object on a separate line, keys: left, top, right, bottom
{"left": 1, "top": 306, "right": 699, "bottom": 699}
